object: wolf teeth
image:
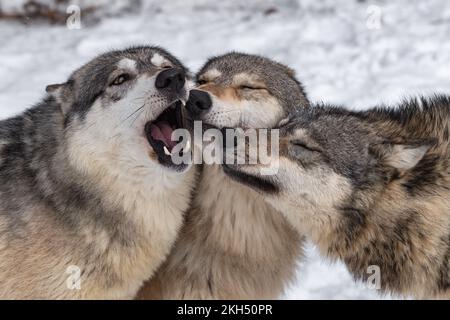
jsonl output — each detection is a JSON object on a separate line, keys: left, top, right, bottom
{"left": 164, "top": 146, "right": 171, "bottom": 156}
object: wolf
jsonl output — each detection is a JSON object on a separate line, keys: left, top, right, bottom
{"left": 137, "top": 53, "right": 310, "bottom": 299}
{"left": 0, "top": 46, "right": 197, "bottom": 299}
{"left": 224, "top": 96, "right": 450, "bottom": 298}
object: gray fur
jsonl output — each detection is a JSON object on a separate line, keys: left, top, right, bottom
{"left": 197, "top": 52, "right": 310, "bottom": 112}
{"left": 0, "top": 46, "right": 196, "bottom": 299}
{"left": 225, "top": 96, "right": 450, "bottom": 298}
{"left": 137, "top": 53, "right": 308, "bottom": 299}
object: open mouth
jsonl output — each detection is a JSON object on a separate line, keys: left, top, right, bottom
{"left": 145, "top": 101, "right": 190, "bottom": 171}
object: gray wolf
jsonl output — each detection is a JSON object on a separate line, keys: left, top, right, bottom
{"left": 0, "top": 46, "right": 196, "bottom": 299}
{"left": 137, "top": 52, "right": 309, "bottom": 299}
{"left": 224, "top": 96, "right": 450, "bottom": 298}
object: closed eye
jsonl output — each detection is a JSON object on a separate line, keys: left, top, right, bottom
{"left": 240, "top": 84, "right": 267, "bottom": 90}
{"left": 290, "top": 140, "right": 322, "bottom": 153}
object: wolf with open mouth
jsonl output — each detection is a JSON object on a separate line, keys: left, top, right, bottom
{"left": 0, "top": 46, "right": 196, "bottom": 299}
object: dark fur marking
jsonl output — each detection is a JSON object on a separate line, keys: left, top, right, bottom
{"left": 338, "top": 207, "right": 367, "bottom": 250}
{"left": 342, "top": 209, "right": 419, "bottom": 293}
{"left": 222, "top": 164, "right": 279, "bottom": 194}
{"left": 402, "top": 155, "right": 441, "bottom": 195}
{"left": 438, "top": 234, "right": 450, "bottom": 290}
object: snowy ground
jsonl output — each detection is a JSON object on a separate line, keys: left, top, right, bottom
{"left": 1, "top": 0, "right": 450, "bottom": 299}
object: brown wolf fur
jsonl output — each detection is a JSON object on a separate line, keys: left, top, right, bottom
{"left": 137, "top": 53, "right": 309, "bottom": 299}
{"left": 224, "top": 96, "right": 450, "bottom": 298}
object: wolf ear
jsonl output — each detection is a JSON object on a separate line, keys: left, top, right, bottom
{"left": 275, "top": 62, "right": 296, "bottom": 78}
{"left": 372, "top": 139, "right": 434, "bottom": 172}
{"left": 385, "top": 144, "right": 430, "bottom": 171}
{"left": 46, "top": 81, "right": 73, "bottom": 115}
{"left": 284, "top": 67, "right": 296, "bottom": 78}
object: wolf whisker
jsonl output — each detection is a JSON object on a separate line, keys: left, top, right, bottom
{"left": 118, "top": 104, "right": 146, "bottom": 127}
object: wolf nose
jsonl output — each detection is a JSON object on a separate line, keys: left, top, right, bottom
{"left": 186, "top": 89, "right": 212, "bottom": 116}
{"left": 155, "top": 68, "right": 186, "bottom": 93}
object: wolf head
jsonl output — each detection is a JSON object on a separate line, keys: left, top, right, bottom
{"left": 223, "top": 101, "right": 442, "bottom": 231}
{"left": 185, "top": 52, "right": 310, "bottom": 130}
{"left": 47, "top": 46, "right": 193, "bottom": 182}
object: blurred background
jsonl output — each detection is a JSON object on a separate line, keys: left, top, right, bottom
{"left": 1, "top": 0, "right": 449, "bottom": 299}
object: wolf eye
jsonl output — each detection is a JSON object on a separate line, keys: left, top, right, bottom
{"left": 290, "top": 140, "right": 321, "bottom": 153}
{"left": 110, "top": 73, "right": 130, "bottom": 86}
{"left": 197, "top": 79, "right": 207, "bottom": 85}
{"left": 240, "top": 85, "right": 265, "bottom": 91}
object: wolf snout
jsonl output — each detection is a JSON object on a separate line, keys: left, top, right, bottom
{"left": 155, "top": 68, "right": 186, "bottom": 93}
{"left": 186, "top": 89, "right": 212, "bottom": 117}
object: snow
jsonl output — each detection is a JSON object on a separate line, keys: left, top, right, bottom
{"left": 1, "top": 0, "right": 449, "bottom": 299}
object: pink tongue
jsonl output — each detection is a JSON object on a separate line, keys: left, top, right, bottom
{"left": 150, "top": 121, "right": 177, "bottom": 151}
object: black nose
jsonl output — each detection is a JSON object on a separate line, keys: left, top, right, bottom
{"left": 186, "top": 89, "right": 212, "bottom": 116}
{"left": 155, "top": 68, "right": 186, "bottom": 93}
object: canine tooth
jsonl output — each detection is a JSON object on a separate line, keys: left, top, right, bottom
{"left": 164, "top": 146, "right": 171, "bottom": 156}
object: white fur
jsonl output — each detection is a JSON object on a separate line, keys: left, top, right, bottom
{"left": 151, "top": 53, "right": 169, "bottom": 68}
{"left": 240, "top": 96, "right": 283, "bottom": 128}
{"left": 273, "top": 160, "right": 352, "bottom": 238}
{"left": 65, "top": 72, "right": 195, "bottom": 298}
{"left": 117, "top": 58, "right": 137, "bottom": 72}
{"left": 185, "top": 78, "right": 196, "bottom": 92}
{"left": 203, "top": 94, "right": 283, "bottom": 128}
{"left": 202, "top": 68, "right": 222, "bottom": 81}
{"left": 228, "top": 143, "right": 352, "bottom": 241}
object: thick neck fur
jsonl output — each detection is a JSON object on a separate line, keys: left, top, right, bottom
{"left": 138, "top": 164, "right": 303, "bottom": 299}
{"left": 307, "top": 183, "right": 450, "bottom": 298}
{"left": 304, "top": 97, "right": 450, "bottom": 298}
{"left": 0, "top": 99, "right": 195, "bottom": 298}
{"left": 3, "top": 99, "right": 185, "bottom": 243}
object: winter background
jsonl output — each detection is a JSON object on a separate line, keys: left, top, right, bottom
{"left": 1, "top": 0, "right": 449, "bottom": 299}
